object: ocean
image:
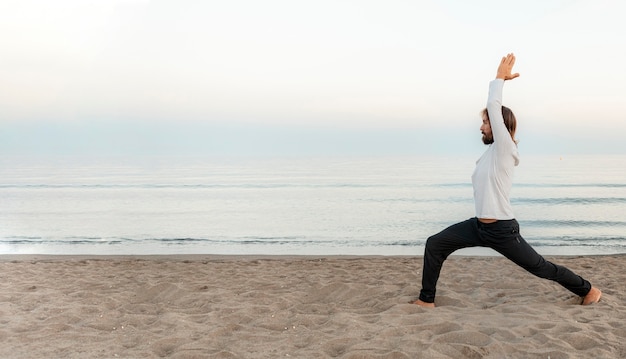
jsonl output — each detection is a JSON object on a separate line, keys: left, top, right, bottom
{"left": 1, "top": 154, "right": 625, "bottom": 256}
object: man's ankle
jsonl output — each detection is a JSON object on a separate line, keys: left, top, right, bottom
{"left": 582, "top": 287, "right": 601, "bottom": 305}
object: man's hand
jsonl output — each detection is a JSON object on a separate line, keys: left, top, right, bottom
{"left": 496, "top": 53, "right": 520, "bottom": 81}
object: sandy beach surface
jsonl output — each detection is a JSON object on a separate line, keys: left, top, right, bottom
{"left": 0, "top": 254, "right": 623, "bottom": 358}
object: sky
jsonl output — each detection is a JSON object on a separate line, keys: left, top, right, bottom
{"left": 1, "top": 0, "right": 625, "bottom": 156}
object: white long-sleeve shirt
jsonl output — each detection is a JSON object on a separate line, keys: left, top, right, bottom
{"left": 471, "top": 79, "right": 520, "bottom": 220}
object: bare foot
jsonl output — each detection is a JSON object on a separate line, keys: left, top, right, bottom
{"left": 410, "top": 299, "right": 435, "bottom": 308}
{"left": 582, "top": 287, "right": 602, "bottom": 305}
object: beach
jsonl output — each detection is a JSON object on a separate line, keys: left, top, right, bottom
{"left": 0, "top": 255, "right": 623, "bottom": 358}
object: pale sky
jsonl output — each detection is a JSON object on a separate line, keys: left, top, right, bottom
{"left": 1, "top": 0, "right": 625, "bottom": 156}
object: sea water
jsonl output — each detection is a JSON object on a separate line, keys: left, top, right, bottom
{"left": 1, "top": 154, "right": 625, "bottom": 256}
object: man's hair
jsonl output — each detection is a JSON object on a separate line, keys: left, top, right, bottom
{"left": 482, "top": 106, "right": 517, "bottom": 144}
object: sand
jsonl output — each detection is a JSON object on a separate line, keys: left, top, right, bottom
{"left": 0, "top": 254, "right": 623, "bottom": 358}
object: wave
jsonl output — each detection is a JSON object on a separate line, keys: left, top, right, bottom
{"left": 3, "top": 235, "right": 625, "bottom": 249}
{"left": 437, "top": 183, "right": 626, "bottom": 188}
{"left": 527, "top": 237, "right": 626, "bottom": 248}
{"left": 517, "top": 183, "right": 626, "bottom": 188}
{"left": 515, "top": 197, "right": 626, "bottom": 205}
{"left": 0, "top": 183, "right": 394, "bottom": 189}
{"left": 522, "top": 219, "right": 626, "bottom": 227}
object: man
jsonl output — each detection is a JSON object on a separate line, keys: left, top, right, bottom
{"left": 412, "top": 53, "right": 601, "bottom": 308}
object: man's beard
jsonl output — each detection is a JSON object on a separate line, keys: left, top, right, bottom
{"left": 482, "top": 133, "right": 494, "bottom": 145}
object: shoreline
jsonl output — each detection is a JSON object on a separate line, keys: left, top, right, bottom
{"left": 3, "top": 252, "right": 626, "bottom": 262}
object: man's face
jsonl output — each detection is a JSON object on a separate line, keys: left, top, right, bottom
{"left": 481, "top": 116, "right": 493, "bottom": 145}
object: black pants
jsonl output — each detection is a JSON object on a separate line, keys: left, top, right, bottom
{"left": 419, "top": 217, "right": 592, "bottom": 303}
